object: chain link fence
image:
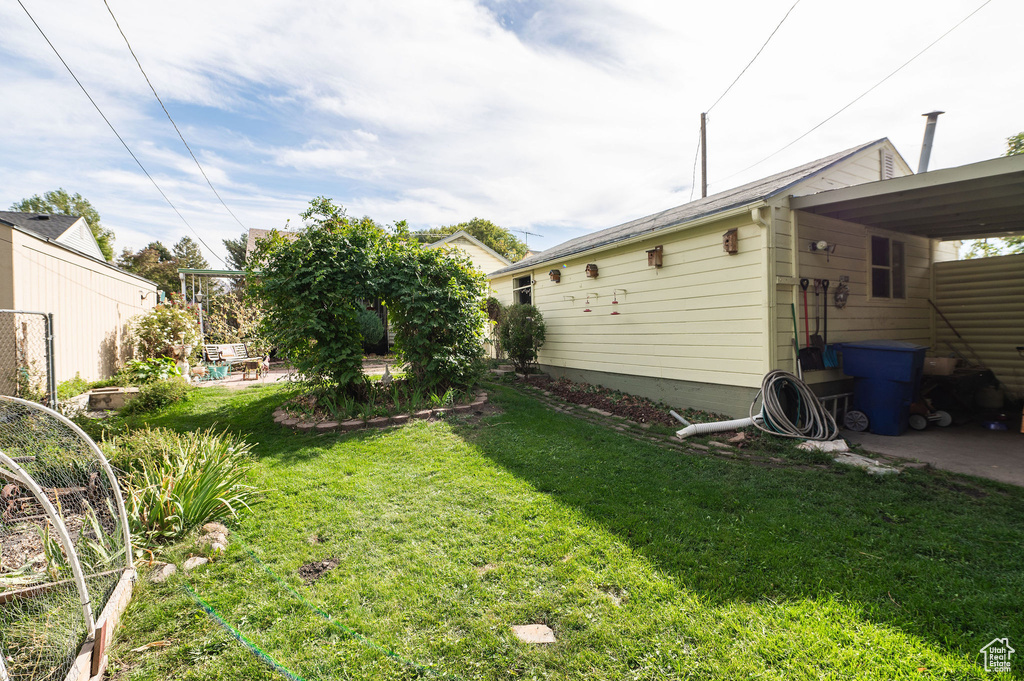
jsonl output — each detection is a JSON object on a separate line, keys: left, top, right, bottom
{"left": 0, "top": 311, "right": 56, "bottom": 409}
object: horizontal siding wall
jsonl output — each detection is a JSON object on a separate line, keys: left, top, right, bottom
{"left": 934, "top": 253, "right": 1024, "bottom": 398}
{"left": 12, "top": 232, "right": 157, "bottom": 382}
{"left": 786, "top": 211, "right": 940, "bottom": 385}
{"left": 491, "top": 214, "right": 768, "bottom": 389}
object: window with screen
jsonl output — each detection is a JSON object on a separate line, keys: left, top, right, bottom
{"left": 513, "top": 275, "right": 532, "bottom": 305}
{"left": 870, "top": 235, "right": 906, "bottom": 299}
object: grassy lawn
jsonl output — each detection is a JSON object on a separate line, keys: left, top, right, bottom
{"left": 108, "top": 383, "right": 1023, "bottom": 680}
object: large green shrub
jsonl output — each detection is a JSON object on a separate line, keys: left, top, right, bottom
{"left": 249, "top": 197, "right": 488, "bottom": 395}
{"left": 133, "top": 298, "right": 201, "bottom": 359}
{"left": 496, "top": 304, "right": 546, "bottom": 373}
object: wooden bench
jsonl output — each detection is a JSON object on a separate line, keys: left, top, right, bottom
{"left": 203, "top": 343, "right": 266, "bottom": 380}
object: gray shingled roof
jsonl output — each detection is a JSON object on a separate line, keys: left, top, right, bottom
{"left": 0, "top": 212, "right": 80, "bottom": 241}
{"left": 490, "top": 139, "right": 884, "bottom": 276}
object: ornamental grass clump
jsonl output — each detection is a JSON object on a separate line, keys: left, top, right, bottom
{"left": 121, "top": 428, "right": 260, "bottom": 544}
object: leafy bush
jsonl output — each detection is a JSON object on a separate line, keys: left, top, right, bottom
{"left": 358, "top": 307, "right": 385, "bottom": 351}
{"left": 120, "top": 377, "right": 190, "bottom": 416}
{"left": 119, "top": 428, "right": 259, "bottom": 543}
{"left": 133, "top": 298, "right": 201, "bottom": 359}
{"left": 56, "top": 373, "right": 91, "bottom": 400}
{"left": 121, "top": 357, "right": 182, "bottom": 384}
{"left": 249, "top": 197, "right": 488, "bottom": 395}
{"left": 496, "top": 304, "right": 546, "bottom": 373}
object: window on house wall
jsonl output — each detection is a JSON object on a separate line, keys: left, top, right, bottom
{"left": 512, "top": 275, "right": 532, "bottom": 305}
{"left": 870, "top": 235, "right": 906, "bottom": 299}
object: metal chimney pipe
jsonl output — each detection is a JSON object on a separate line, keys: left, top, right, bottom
{"left": 917, "top": 111, "right": 944, "bottom": 173}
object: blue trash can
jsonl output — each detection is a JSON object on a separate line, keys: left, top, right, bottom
{"left": 836, "top": 340, "right": 928, "bottom": 436}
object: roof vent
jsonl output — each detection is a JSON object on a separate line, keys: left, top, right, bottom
{"left": 36, "top": 214, "right": 50, "bottom": 220}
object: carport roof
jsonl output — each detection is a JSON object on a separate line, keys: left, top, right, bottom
{"left": 789, "top": 153, "right": 1024, "bottom": 241}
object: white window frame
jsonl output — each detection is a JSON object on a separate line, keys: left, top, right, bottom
{"left": 512, "top": 274, "right": 533, "bottom": 305}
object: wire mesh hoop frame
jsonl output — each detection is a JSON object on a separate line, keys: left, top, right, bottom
{"left": 0, "top": 395, "right": 133, "bottom": 567}
{"left": 0, "top": 449, "right": 96, "bottom": 634}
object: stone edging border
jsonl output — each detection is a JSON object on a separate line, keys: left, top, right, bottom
{"left": 273, "top": 390, "right": 489, "bottom": 433}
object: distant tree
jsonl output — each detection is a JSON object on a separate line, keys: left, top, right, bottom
{"left": 10, "top": 188, "right": 115, "bottom": 261}
{"left": 1007, "top": 132, "right": 1024, "bottom": 157}
{"left": 963, "top": 132, "right": 1024, "bottom": 259}
{"left": 223, "top": 232, "right": 248, "bottom": 270}
{"left": 172, "top": 236, "right": 209, "bottom": 270}
{"left": 413, "top": 218, "right": 528, "bottom": 262}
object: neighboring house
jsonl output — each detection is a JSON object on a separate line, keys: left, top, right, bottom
{"left": 489, "top": 139, "right": 1024, "bottom": 416}
{"left": 245, "top": 227, "right": 301, "bottom": 262}
{"left": 0, "top": 211, "right": 158, "bottom": 385}
{"left": 425, "top": 230, "right": 512, "bottom": 286}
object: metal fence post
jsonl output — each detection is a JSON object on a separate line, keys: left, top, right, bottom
{"left": 45, "top": 312, "right": 57, "bottom": 409}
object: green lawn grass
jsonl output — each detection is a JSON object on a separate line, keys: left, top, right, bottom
{"left": 109, "top": 383, "right": 1023, "bottom": 680}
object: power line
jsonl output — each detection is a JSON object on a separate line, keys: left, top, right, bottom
{"left": 712, "top": 0, "right": 994, "bottom": 188}
{"left": 687, "top": 0, "right": 802, "bottom": 200}
{"left": 706, "top": 0, "right": 801, "bottom": 114}
{"left": 101, "top": 0, "right": 249, "bottom": 234}
{"left": 15, "top": 0, "right": 227, "bottom": 267}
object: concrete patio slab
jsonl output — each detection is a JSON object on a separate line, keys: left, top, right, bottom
{"left": 845, "top": 423, "right": 1024, "bottom": 486}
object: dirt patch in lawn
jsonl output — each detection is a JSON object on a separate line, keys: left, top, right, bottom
{"left": 298, "top": 557, "right": 340, "bottom": 584}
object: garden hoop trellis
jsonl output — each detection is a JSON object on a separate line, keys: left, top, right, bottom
{"left": 0, "top": 395, "right": 133, "bottom": 680}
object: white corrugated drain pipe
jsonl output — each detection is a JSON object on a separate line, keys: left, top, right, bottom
{"left": 673, "top": 414, "right": 762, "bottom": 439}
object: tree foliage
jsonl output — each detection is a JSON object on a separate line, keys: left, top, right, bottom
{"left": 963, "top": 132, "right": 1024, "bottom": 258}
{"left": 223, "top": 232, "right": 248, "bottom": 270}
{"left": 413, "top": 218, "right": 528, "bottom": 262}
{"left": 118, "top": 237, "right": 210, "bottom": 294}
{"left": 496, "top": 304, "right": 546, "bottom": 373}
{"left": 11, "top": 188, "right": 115, "bottom": 261}
{"left": 248, "top": 198, "right": 488, "bottom": 395}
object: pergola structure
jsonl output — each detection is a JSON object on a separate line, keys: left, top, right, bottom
{"left": 177, "top": 267, "right": 245, "bottom": 337}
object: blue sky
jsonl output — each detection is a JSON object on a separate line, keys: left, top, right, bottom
{"left": 0, "top": 0, "right": 1018, "bottom": 265}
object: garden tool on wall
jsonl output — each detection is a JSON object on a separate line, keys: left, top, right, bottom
{"left": 821, "top": 279, "right": 838, "bottom": 368}
{"left": 810, "top": 279, "right": 825, "bottom": 355}
{"left": 798, "top": 279, "right": 823, "bottom": 371}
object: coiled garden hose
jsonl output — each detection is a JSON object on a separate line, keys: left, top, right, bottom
{"left": 749, "top": 370, "right": 839, "bottom": 441}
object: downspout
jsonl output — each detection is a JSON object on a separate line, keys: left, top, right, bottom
{"left": 752, "top": 204, "right": 774, "bottom": 376}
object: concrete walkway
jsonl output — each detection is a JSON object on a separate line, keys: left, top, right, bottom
{"left": 192, "top": 359, "right": 398, "bottom": 391}
{"left": 845, "top": 423, "right": 1024, "bottom": 486}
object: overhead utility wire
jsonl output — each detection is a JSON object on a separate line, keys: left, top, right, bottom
{"left": 690, "top": 0, "right": 802, "bottom": 200}
{"left": 102, "top": 0, "right": 249, "bottom": 234}
{"left": 15, "top": 0, "right": 226, "bottom": 266}
{"left": 712, "top": 0, "right": 994, "bottom": 187}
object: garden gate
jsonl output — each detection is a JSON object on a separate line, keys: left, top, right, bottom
{"left": 0, "top": 311, "right": 57, "bottom": 408}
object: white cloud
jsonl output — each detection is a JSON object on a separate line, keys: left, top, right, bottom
{"left": 0, "top": 0, "right": 1018, "bottom": 258}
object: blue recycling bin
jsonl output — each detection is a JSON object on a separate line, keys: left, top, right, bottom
{"left": 837, "top": 340, "right": 928, "bottom": 436}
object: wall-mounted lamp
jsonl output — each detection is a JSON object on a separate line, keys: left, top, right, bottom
{"left": 646, "top": 245, "right": 663, "bottom": 268}
{"left": 585, "top": 263, "right": 599, "bottom": 278}
{"left": 549, "top": 269, "right": 561, "bottom": 282}
{"left": 722, "top": 229, "right": 738, "bottom": 254}
{"left": 140, "top": 289, "right": 166, "bottom": 303}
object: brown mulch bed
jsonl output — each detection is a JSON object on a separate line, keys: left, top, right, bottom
{"left": 529, "top": 376, "right": 726, "bottom": 427}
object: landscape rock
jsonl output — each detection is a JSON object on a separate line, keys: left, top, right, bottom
{"left": 511, "top": 624, "right": 556, "bottom": 644}
{"left": 367, "top": 416, "right": 389, "bottom": 428}
{"left": 390, "top": 414, "right": 410, "bottom": 425}
{"left": 341, "top": 419, "right": 363, "bottom": 431}
{"left": 833, "top": 452, "right": 898, "bottom": 476}
{"left": 149, "top": 562, "right": 177, "bottom": 583}
{"left": 797, "top": 439, "right": 850, "bottom": 453}
{"left": 412, "top": 409, "right": 433, "bottom": 420}
{"left": 315, "top": 421, "right": 340, "bottom": 431}
{"left": 202, "top": 522, "right": 229, "bottom": 536}
{"left": 183, "top": 556, "right": 209, "bottom": 572}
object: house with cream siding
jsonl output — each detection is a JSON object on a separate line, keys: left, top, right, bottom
{"left": 425, "top": 230, "right": 511, "bottom": 289}
{"left": 0, "top": 212, "right": 158, "bottom": 384}
{"left": 489, "top": 139, "right": 1024, "bottom": 417}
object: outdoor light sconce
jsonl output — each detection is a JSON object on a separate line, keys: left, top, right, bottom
{"left": 549, "top": 269, "right": 561, "bottom": 282}
{"left": 646, "top": 245, "right": 663, "bottom": 268}
{"left": 585, "top": 263, "right": 599, "bottom": 278}
{"left": 722, "top": 229, "right": 739, "bottom": 255}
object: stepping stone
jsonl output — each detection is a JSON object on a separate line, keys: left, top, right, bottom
{"left": 709, "top": 441, "right": 733, "bottom": 450}
{"left": 149, "top": 562, "right": 176, "bottom": 583}
{"left": 390, "top": 414, "right": 410, "bottom": 425}
{"left": 272, "top": 409, "right": 286, "bottom": 419}
{"left": 511, "top": 624, "right": 556, "bottom": 644}
{"left": 638, "top": 423, "right": 652, "bottom": 430}
{"left": 340, "top": 419, "right": 363, "bottom": 431}
{"left": 688, "top": 443, "right": 709, "bottom": 451}
{"left": 316, "top": 421, "right": 340, "bottom": 432}
{"left": 587, "top": 408, "right": 613, "bottom": 417}
{"left": 183, "top": 556, "right": 208, "bottom": 572}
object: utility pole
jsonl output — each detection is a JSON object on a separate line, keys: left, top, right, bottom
{"left": 700, "top": 113, "right": 708, "bottom": 198}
